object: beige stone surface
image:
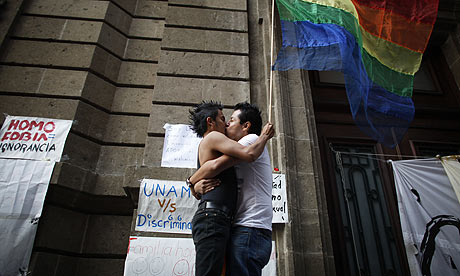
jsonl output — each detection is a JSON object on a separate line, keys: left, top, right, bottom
{"left": 0, "top": 66, "right": 88, "bottom": 95}
{"left": 124, "top": 39, "right": 161, "bottom": 61}
{"left": 163, "top": 27, "right": 248, "bottom": 54}
{"left": 82, "top": 215, "right": 131, "bottom": 254}
{"left": 158, "top": 51, "right": 249, "bottom": 79}
{"left": 1, "top": 40, "right": 95, "bottom": 68}
{"left": 167, "top": 6, "right": 248, "bottom": 31}
{"left": 0, "top": 96, "right": 78, "bottom": 122}
{"left": 135, "top": 0, "right": 168, "bottom": 18}
{"left": 96, "top": 146, "right": 145, "bottom": 174}
{"left": 89, "top": 47, "right": 122, "bottom": 83}
{"left": 111, "top": 0, "right": 137, "bottom": 14}
{"left": 75, "top": 258, "right": 125, "bottom": 276}
{"left": 82, "top": 73, "right": 116, "bottom": 111}
{"left": 13, "top": 16, "right": 100, "bottom": 42}
{"left": 111, "top": 87, "right": 154, "bottom": 114}
{"left": 142, "top": 136, "right": 165, "bottom": 166}
{"left": 103, "top": 115, "right": 149, "bottom": 144}
{"left": 129, "top": 18, "right": 164, "bottom": 39}
{"left": 117, "top": 61, "right": 157, "bottom": 86}
{"left": 34, "top": 205, "right": 88, "bottom": 253}
{"left": 29, "top": 252, "right": 70, "bottom": 276}
{"left": 169, "top": 0, "right": 247, "bottom": 10}
{"left": 93, "top": 174, "right": 127, "bottom": 196}
{"left": 52, "top": 162, "right": 98, "bottom": 193}
{"left": 123, "top": 166, "right": 194, "bottom": 189}
{"left": 105, "top": 2, "right": 132, "bottom": 35}
{"left": 24, "top": 0, "right": 109, "bottom": 19}
{"left": 98, "top": 23, "right": 127, "bottom": 58}
{"left": 73, "top": 102, "right": 109, "bottom": 141}
{"left": 152, "top": 76, "right": 250, "bottom": 104}
{"left": 0, "top": 0, "right": 24, "bottom": 47}
{"left": 63, "top": 133, "right": 101, "bottom": 172}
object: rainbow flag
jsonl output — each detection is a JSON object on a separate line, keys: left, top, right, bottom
{"left": 273, "top": 0, "right": 439, "bottom": 147}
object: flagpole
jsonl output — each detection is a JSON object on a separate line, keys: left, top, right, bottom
{"left": 268, "top": 0, "right": 275, "bottom": 123}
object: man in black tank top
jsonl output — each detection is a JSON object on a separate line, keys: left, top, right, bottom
{"left": 188, "top": 101, "right": 274, "bottom": 276}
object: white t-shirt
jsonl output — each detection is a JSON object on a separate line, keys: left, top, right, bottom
{"left": 233, "top": 134, "right": 273, "bottom": 231}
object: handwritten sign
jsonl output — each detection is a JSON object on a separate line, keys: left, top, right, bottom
{"left": 161, "top": 124, "right": 201, "bottom": 168}
{"left": 272, "top": 174, "right": 288, "bottom": 223}
{"left": 0, "top": 116, "right": 72, "bottom": 162}
{"left": 0, "top": 159, "right": 55, "bottom": 275}
{"left": 136, "top": 179, "right": 199, "bottom": 234}
{"left": 123, "top": 236, "right": 277, "bottom": 276}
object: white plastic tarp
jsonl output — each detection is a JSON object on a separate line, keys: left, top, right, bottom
{"left": 0, "top": 159, "right": 55, "bottom": 275}
{"left": 391, "top": 158, "right": 460, "bottom": 276}
{"left": 441, "top": 156, "right": 460, "bottom": 205}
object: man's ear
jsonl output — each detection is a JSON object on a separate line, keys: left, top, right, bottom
{"left": 242, "top": 121, "right": 251, "bottom": 133}
{"left": 206, "top": 117, "right": 214, "bottom": 128}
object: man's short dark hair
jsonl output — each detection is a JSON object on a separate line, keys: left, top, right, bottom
{"left": 234, "top": 102, "right": 262, "bottom": 135}
{"left": 189, "top": 101, "right": 224, "bottom": 137}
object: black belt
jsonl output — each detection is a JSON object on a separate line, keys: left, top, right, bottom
{"left": 198, "top": 201, "right": 233, "bottom": 216}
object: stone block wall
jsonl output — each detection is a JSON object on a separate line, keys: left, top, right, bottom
{"left": 0, "top": 0, "right": 255, "bottom": 275}
{"left": 0, "top": 0, "right": 160, "bottom": 275}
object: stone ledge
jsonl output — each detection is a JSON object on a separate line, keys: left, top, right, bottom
{"left": 152, "top": 76, "right": 250, "bottom": 105}
{"left": 163, "top": 27, "right": 248, "bottom": 54}
{"left": 158, "top": 50, "right": 249, "bottom": 79}
{"left": 166, "top": 5, "right": 248, "bottom": 32}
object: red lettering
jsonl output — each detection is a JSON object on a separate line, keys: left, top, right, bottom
{"left": 8, "top": 120, "right": 19, "bottom": 131}
{"left": 10, "top": 132, "right": 20, "bottom": 140}
{"left": 44, "top": 122, "right": 55, "bottom": 133}
{"left": 29, "top": 121, "right": 44, "bottom": 131}
{"left": 37, "top": 133, "right": 47, "bottom": 141}
{"left": 19, "top": 120, "right": 29, "bottom": 130}
{"left": 1, "top": 132, "right": 11, "bottom": 141}
{"left": 20, "top": 132, "right": 31, "bottom": 141}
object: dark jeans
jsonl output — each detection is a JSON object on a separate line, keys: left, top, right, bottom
{"left": 192, "top": 208, "right": 232, "bottom": 276}
{"left": 226, "top": 226, "right": 272, "bottom": 276}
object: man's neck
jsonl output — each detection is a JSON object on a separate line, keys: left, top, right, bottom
{"left": 202, "top": 129, "right": 213, "bottom": 138}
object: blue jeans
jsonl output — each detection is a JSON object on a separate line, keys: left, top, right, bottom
{"left": 226, "top": 226, "right": 272, "bottom": 276}
{"left": 192, "top": 208, "right": 232, "bottom": 276}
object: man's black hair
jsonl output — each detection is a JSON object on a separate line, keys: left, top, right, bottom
{"left": 189, "top": 100, "right": 224, "bottom": 137}
{"left": 234, "top": 102, "right": 262, "bottom": 135}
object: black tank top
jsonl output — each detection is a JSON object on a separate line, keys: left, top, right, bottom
{"left": 197, "top": 155, "right": 238, "bottom": 214}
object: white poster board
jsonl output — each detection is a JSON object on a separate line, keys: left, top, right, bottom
{"left": 136, "top": 179, "right": 199, "bottom": 234}
{"left": 0, "top": 159, "right": 55, "bottom": 275}
{"left": 272, "top": 174, "right": 288, "bottom": 223}
{"left": 0, "top": 116, "right": 72, "bottom": 162}
{"left": 161, "top": 124, "right": 201, "bottom": 169}
{"left": 123, "top": 236, "right": 277, "bottom": 276}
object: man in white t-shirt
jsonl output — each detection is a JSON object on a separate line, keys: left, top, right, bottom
{"left": 188, "top": 102, "right": 273, "bottom": 276}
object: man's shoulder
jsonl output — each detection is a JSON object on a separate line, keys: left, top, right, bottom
{"left": 202, "top": 131, "right": 225, "bottom": 141}
{"left": 238, "top": 133, "right": 259, "bottom": 145}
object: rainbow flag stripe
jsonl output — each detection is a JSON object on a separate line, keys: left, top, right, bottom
{"left": 273, "top": 0, "right": 439, "bottom": 147}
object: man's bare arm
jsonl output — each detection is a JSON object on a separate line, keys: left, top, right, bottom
{"left": 209, "top": 123, "right": 274, "bottom": 162}
{"left": 189, "top": 155, "right": 239, "bottom": 185}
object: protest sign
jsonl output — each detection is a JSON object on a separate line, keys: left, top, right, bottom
{"left": 0, "top": 158, "right": 54, "bottom": 275}
{"left": 136, "top": 179, "right": 199, "bottom": 234}
{"left": 272, "top": 174, "right": 288, "bottom": 223}
{"left": 123, "top": 236, "right": 277, "bottom": 276}
{"left": 0, "top": 116, "right": 72, "bottom": 162}
{"left": 161, "top": 124, "right": 201, "bottom": 169}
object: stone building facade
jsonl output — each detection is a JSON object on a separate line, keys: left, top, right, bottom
{"left": 0, "top": 0, "right": 459, "bottom": 275}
